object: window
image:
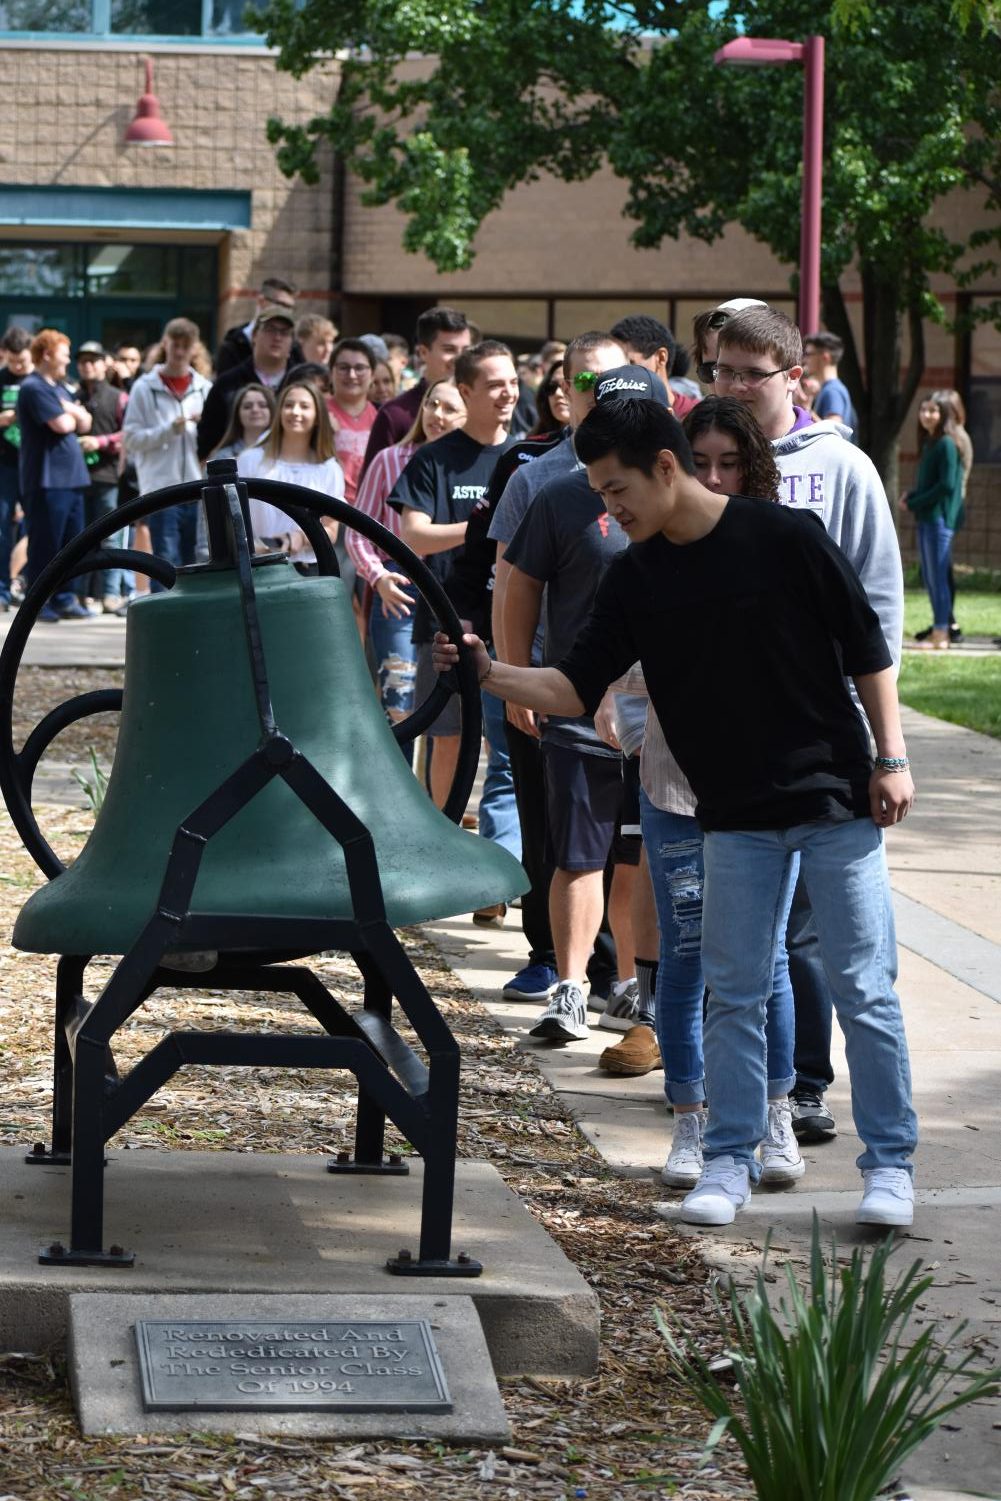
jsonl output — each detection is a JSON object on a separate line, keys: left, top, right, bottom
{"left": 967, "top": 298, "right": 1001, "bottom": 464}
{"left": 0, "top": 0, "right": 262, "bottom": 36}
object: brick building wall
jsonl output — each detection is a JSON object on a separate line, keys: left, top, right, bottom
{"left": 0, "top": 45, "right": 340, "bottom": 336}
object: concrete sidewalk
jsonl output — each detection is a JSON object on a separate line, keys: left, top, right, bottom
{"left": 5, "top": 614, "right": 1000, "bottom": 1492}
{"left": 427, "top": 705, "right": 1001, "bottom": 1500}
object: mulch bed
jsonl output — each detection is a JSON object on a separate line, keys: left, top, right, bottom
{"left": 0, "top": 668, "right": 752, "bottom": 1500}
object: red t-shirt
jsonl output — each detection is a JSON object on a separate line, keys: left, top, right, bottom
{"left": 162, "top": 373, "right": 193, "bottom": 399}
{"left": 327, "top": 400, "right": 377, "bottom": 503}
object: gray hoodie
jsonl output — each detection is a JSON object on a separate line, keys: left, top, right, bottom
{"left": 772, "top": 420, "right": 903, "bottom": 670}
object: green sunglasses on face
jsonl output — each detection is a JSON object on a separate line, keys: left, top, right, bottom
{"left": 572, "top": 370, "right": 599, "bottom": 393}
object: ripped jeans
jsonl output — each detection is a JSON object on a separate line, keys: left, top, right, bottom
{"left": 639, "top": 789, "right": 795, "bottom": 1108}
{"left": 368, "top": 580, "right": 418, "bottom": 725}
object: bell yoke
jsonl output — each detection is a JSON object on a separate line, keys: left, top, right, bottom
{"left": 0, "top": 457, "right": 525, "bottom": 1271}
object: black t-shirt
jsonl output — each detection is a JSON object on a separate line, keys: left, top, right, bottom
{"left": 505, "top": 469, "right": 628, "bottom": 756}
{"left": 445, "top": 428, "right": 565, "bottom": 639}
{"left": 0, "top": 368, "right": 27, "bottom": 469}
{"left": 558, "top": 496, "right": 892, "bottom": 827}
{"left": 389, "top": 429, "right": 514, "bottom": 642}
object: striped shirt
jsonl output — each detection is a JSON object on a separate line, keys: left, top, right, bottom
{"left": 345, "top": 442, "right": 416, "bottom": 587}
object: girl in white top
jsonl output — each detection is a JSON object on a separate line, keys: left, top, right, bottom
{"left": 237, "top": 380, "right": 344, "bottom": 567}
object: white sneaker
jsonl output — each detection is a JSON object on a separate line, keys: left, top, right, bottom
{"left": 598, "top": 978, "right": 640, "bottom": 1032}
{"left": 661, "top": 1111, "right": 704, "bottom": 1187}
{"left": 680, "top": 1156, "right": 751, "bottom": 1226}
{"left": 759, "top": 1100, "right": 806, "bottom": 1185}
{"left": 856, "top": 1168, "right": 914, "bottom": 1227}
{"left": 529, "top": 981, "right": 589, "bottom": 1043}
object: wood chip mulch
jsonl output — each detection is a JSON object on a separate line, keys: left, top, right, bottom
{"left": 0, "top": 668, "right": 752, "bottom": 1500}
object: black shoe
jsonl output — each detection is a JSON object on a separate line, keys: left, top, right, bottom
{"left": 949, "top": 625, "right": 963, "bottom": 644}
{"left": 788, "top": 1086, "right": 836, "bottom": 1141}
{"left": 913, "top": 625, "right": 933, "bottom": 642}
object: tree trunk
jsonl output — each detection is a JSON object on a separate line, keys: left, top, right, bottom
{"left": 823, "top": 268, "right": 926, "bottom": 510}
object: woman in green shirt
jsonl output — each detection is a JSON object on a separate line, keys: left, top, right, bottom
{"left": 905, "top": 393, "right": 965, "bottom": 650}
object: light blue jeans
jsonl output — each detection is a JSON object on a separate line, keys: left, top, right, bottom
{"left": 639, "top": 790, "right": 795, "bottom": 1108}
{"left": 479, "top": 667, "right": 522, "bottom": 859}
{"left": 368, "top": 579, "right": 418, "bottom": 723}
{"left": 702, "top": 818, "right": 917, "bottom": 1181}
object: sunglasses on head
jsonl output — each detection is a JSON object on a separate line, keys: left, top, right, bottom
{"left": 707, "top": 310, "right": 732, "bottom": 331}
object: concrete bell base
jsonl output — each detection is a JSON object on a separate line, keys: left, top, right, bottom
{"left": 0, "top": 1148, "right": 599, "bottom": 1378}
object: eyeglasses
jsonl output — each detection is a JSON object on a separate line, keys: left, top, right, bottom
{"left": 707, "top": 310, "right": 732, "bottom": 331}
{"left": 334, "top": 363, "right": 373, "bottom": 376}
{"left": 697, "top": 360, "right": 717, "bottom": 385}
{"left": 572, "top": 371, "right": 599, "bottom": 393}
{"left": 712, "top": 363, "right": 794, "bottom": 389}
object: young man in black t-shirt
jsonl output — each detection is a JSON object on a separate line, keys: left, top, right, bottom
{"left": 433, "top": 398, "right": 918, "bottom": 1232}
{"left": 390, "top": 340, "right": 519, "bottom": 809}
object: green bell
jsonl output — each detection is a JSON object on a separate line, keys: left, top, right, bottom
{"left": 14, "top": 558, "right": 526, "bottom": 957}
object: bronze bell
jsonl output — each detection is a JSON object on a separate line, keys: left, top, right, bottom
{"left": 1, "top": 464, "right": 526, "bottom": 1273}
{"left": 14, "top": 556, "right": 525, "bottom": 958}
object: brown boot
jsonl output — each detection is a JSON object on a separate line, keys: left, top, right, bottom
{"left": 599, "top": 1023, "right": 662, "bottom": 1076}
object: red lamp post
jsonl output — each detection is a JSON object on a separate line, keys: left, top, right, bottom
{"left": 714, "top": 35, "right": 825, "bottom": 336}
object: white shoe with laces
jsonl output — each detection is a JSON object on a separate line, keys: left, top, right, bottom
{"left": 856, "top": 1167, "right": 914, "bottom": 1227}
{"left": 759, "top": 1100, "right": 806, "bottom": 1184}
{"left": 680, "top": 1155, "right": 751, "bottom": 1225}
{"left": 661, "top": 1110, "right": 705, "bottom": 1187}
{"left": 529, "top": 981, "right": 589, "bottom": 1043}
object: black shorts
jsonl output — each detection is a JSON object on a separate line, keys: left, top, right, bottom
{"left": 541, "top": 740, "right": 624, "bottom": 872}
{"left": 612, "top": 754, "right": 642, "bottom": 863}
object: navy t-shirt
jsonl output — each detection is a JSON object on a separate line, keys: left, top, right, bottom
{"left": 505, "top": 469, "right": 628, "bottom": 757}
{"left": 814, "top": 377, "right": 859, "bottom": 444}
{"left": 17, "top": 373, "right": 89, "bottom": 492}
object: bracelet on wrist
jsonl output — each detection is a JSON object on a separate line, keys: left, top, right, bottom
{"left": 875, "top": 755, "right": 909, "bottom": 772}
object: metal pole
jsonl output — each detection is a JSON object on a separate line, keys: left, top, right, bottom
{"left": 798, "top": 34, "right": 825, "bottom": 335}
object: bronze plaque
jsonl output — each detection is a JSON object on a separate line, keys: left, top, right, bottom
{"left": 135, "top": 1318, "right": 451, "bottom": 1412}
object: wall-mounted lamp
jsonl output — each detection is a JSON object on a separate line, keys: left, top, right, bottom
{"left": 124, "top": 57, "right": 174, "bottom": 147}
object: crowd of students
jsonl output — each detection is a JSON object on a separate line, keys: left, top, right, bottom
{"left": 2, "top": 283, "right": 974, "bottom": 1233}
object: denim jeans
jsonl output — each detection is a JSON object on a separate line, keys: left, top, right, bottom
{"left": 479, "top": 666, "right": 522, "bottom": 859}
{"left": 917, "top": 517, "right": 955, "bottom": 630}
{"left": 640, "top": 789, "right": 795, "bottom": 1108}
{"left": 368, "top": 579, "right": 417, "bottom": 723}
{"left": 788, "top": 871, "right": 835, "bottom": 1093}
{"left": 148, "top": 501, "right": 199, "bottom": 592}
{"left": 77, "top": 483, "right": 128, "bottom": 600}
{"left": 701, "top": 818, "right": 917, "bottom": 1180}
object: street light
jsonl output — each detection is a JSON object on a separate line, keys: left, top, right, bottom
{"left": 714, "top": 34, "right": 825, "bottom": 336}
{"left": 124, "top": 57, "right": 174, "bottom": 148}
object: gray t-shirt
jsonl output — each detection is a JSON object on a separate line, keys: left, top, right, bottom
{"left": 488, "top": 434, "right": 579, "bottom": 544}
{"left": 505, "top": 469, "right": 628, "bottom": 757}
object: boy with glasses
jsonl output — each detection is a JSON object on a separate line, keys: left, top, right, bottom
{"left": 714, "top": 304, "right": 904, "bottom": 1145}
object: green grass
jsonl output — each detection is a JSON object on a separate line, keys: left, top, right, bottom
{"left": 904, "top": 588, "right": 1001, "bottom": 640}
{"left": 898, "top": 655, "right": 1001, "bottom": 738}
